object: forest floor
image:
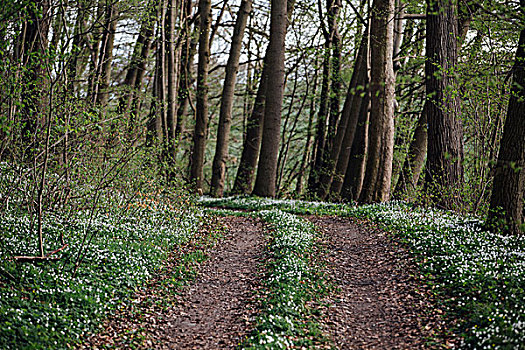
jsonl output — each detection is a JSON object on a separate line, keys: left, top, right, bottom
{"left": 84, "top": 214, "right": 451, "bottom": 349}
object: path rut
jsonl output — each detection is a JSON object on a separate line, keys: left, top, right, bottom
{"left": 311, "top": 216, "right": 448, "bottom": 349}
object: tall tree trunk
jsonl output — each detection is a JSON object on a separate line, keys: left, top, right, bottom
{"left": 341, "top": 90, "right": 370, "bottom": 201}
{"left": 307, "top": 9, "right": 332, "bottom": 195}
{"left": 210, "top": 0, "right": 253, "bottom": 197}
{"left": 146, "top": 0, "right": 167, "bottom": 146}
{"left": 232, "top": 0, "right": 295, "bottom": 195}
{"left": 318, "top": 31, "right": 368, "bottom": 199}
{"left": 396, "top": 4, "right": 475, "bottom": 199}
{"left": 67, "top": 0, "right": 90, "bottom": 94}
{"left": 21, "top": 0, "right": 51, "bottom": 150}
{"left": 94, "top": 2, "right": 118, "bottom": 109}
{"left": 189, "top": 0, "right": 212, "bottom": 193}
{"left": 359, "top": 0, "right": 395, "bottom": 203}
{"left": 424, "top": 0, "right": 464, "bottom": 209}
{"left": 488, "top": 15, "right": 525, "bottom": 235}
{"left": 232, "top": 58, "right": 268, "bottom": 195}
{"left": 175, "top": 0, "right": 197, "bottom": 145}
{"left": 252, "top": 0, "right": 288, "bottom": 197}
{"left": 315, "top": 0, "right": 342, "bottom": 197}
{"left": 165, "top": 0, "right": 181, "bottom": 178}
{"left": 118, "top": 0, "right": 157, "bottom": 120}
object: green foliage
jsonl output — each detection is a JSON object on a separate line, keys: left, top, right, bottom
{"left": 242, "top": 209, "right": 329, "bottom": 349}
{"left": 0, "top": 197, "right": 204, "bottom": 349}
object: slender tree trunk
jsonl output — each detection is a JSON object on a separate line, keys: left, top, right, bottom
{"left": 488, "top": 15, "right": 525, "bottom": 235}
{"left": 210, "top": 0, "right": 253, "bottom": 197}
{"left": 146, "top": 0, "right": 167, "bottom": 146}
{"left": 94, "top": 2, "right": 118, "bottom": 109}
{"left": 232, "top": 59, "right": 268, "bottom": 195}
{"left": 341, "top": 90, "right": 370, "bottom": 201}
{"left": 21, "top": 0, "right": 51, "bottom": 150}
{"left": 252, "top": 0, "right": 288, "bottom": 197}
{"left": 118, "top": 0, "right": 157, "bottom": 120}
{"left": 359, "top": 0, "right": 395, "bottom": 203}
{"left": 319, "top": 31, "right": 368, "bottom": 199}
{"left": 67, "top": 0, "right": 89, "bottom": 94}
{"left": 424, "top": 0, "right": 464, "bottom": 209}
{"left": 175, "top": 0, "right": 196, "bottom": 145}
{"left": 307, "top": 32, "right": 331, "bottom": 195}
{"left": 189, "top": 0, "right": 212, "bottom": 193}
{"left": 315, "top": 0, "right": 342, "bottom": 197}
{"left": 165, "top": 0, "right": 181, "bottom": 176}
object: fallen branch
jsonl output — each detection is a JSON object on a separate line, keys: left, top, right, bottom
{"left": 14, "top": 243, "right": 68, "bottom": 263}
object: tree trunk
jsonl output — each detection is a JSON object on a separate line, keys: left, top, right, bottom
{"left": 341, "top": 90, "right": 370, "bottom": 201}
{"left": 175, "top": 0, "right": 197, "bottom": 145}
{"left": 315, "top": 0, "right": 343, "bottom": 197}
{"left": 318, "top": 31, "right": 368, "bottom": 199}
{"left": 20, "top": 0, "right": 51, "bottom": 150}
{"left": 488, "top": 16, "right": 525, "bottom": 235}
{"left": 146, "top": 0, "right": 167, "bottom": 146}
{"left": 165, "top": 0, "right": 181, "bottom": 177}
{"left": 210, "top": 0, "right": 253, "bottom": 197}
{"left": 189, "top": 0, "right": 212, "bottom": 193}
{"left": 232, "top": 0, "right": 295, "bottom": 195}
{"left": 94, "top": 3, "right": 118, "bottom": 109}
{"left": 307, "top": 29, "right": 331, "bottom": 195}
{"left": 252, "top": 0, "right": 288, "bottom": 197}
{"left": 67, "top": 1, "right": 90, "bottom": 94}
{"left": 359, "top": 0, "right": 395, "bottom": 203}
{"left": 424, "top": 0, "right": 464, "bottom": 209}
{"left": 118, "top": 0, "right": 157, "bottom": 121}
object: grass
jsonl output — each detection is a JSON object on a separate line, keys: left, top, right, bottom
{"left": 200, "top": 196, "right": 525, "bottom": 349}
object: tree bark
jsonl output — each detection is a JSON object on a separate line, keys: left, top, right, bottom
{"left": 94, "top": 3, "right": 118, "bottom": 109}
{"left": 488, "top": 15, "right": 525, "bottom": 235}
{"left": 175, "top": 0, "right": 197, "bottom": 146}
{"left": 307, "top": 14, "right": 331, "bottom": 195}
{"left": 190, "top": 0, "right": 212, "bottom": 193}
{"left": 341, "top": 90, "right": 370, "bottom": 201}
{"left": 359, "top": 0, "right": 395, "bottom": 203}
{"left": 424, "top": 0, "right": 464, "bottom": 209}
{"left": 252, "top": 0, "right": 288, "bottom": 197}
{"left": 165, "top": 0, "right": 181, "bottom": 175}
{"left": 146, "top": 0, "right": 167, "bottom": 146}
{"left": 318, "top": 31, "right": 368, "bottom": 199}
{"left": 210, "top": 0, "right": 253, "bottom": 197}
{"left": 232, "top": 0, "right": 295, "bottom": 195}
{"left": 20, "top": 0, "right": 51, "bottom": 150}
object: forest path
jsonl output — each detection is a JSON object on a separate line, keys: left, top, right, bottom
{"left": 311, "top": 216, "right": 448, "bottom": 349}
{"left": 85, "top": 214, "right": 449, "bottom": 349}
{"left": 145, "top": 216, "right": 265, "bottom": 348}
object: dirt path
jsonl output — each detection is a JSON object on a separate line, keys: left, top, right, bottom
{"left": 84, "top": 216, "right": 265, "bottom": 349}
{"left": 311, "top": 216, "right": 449, "bottom": 349}
{"left": 155, "top": 216, "right": 264, "bottom": 348}
{"left": 85, "top": 214, "right": 450, "bottom": 349}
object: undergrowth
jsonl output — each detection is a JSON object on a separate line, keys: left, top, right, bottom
{"left": 0, "top": 196, "right": 204, "bottom": 349}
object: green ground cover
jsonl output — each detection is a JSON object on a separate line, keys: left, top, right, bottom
{"left": 0, "top": 199, "right": 204, "bottom": 349}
